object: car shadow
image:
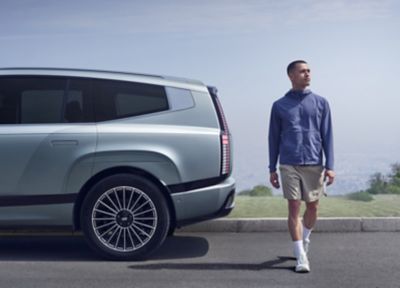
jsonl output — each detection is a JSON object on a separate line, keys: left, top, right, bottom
{"left": 0, "top": 234, "right": 209, "bottom": 262}
{"left": 148, "top": 235, "right": 209, "bottom": 260}
{"left": 0, "top": 235, "right": 100, "bottom": 261}
{"left": 128, "top": 256, "right": 295, "bottom": 271}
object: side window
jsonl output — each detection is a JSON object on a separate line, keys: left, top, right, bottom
{"left": 0, "top": 77, "right": 66, "bottom": 124}
{"left": 0, "top": 76, "right": 94, "bottom": 124}
{"left": 21, "top": 89, "right": 64, "bottom": 124}
{"left": 94, "top": 79, "right": 169, "bottom": 121}
{"left": 0, "top": 78, "right": 19, "bottom": 124}
{"left": 165, "top": 87, "right": 194, "bottom": 111}
{"left": 65, "top": 79, "right": 94, "bottom": 123}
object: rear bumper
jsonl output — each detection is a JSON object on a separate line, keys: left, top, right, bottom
{"left": 171, "top": 176, "right": 235, "bottom": 227}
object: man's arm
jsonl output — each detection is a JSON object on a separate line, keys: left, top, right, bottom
{"left": 268, "top": 103, "right": 281, "bottom": 188}
{"left": 270, "top": 172, "right": 280, "bottom": 189}
{"left": 321, "top": 100, "right": 335, "bottom": 185}
{"left": 324, "top": 170, "right": 335, "bottom": 186}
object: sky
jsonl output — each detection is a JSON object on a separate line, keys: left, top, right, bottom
{"left": 1, "top": 0, "right": 400, "bottom": 192}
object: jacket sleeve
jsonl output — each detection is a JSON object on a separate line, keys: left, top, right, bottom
{"left": 268, "top": 102, "right": 281, "bottom": 173}
{"left": 321, "top": 100, "right": 334, "bottom": 170}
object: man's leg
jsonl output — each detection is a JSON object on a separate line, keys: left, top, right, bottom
{"left": 301, "top": 165, "right": 324, "bottom": 245}
{"left": 288, "top": 200, "right": 302, "bottom": 241}
{"left": 302, "top": 200, "right": 319, "bottom": 254}
{"left": 303, "top": 200, "right": 319, "bottom": 229}
{"left": 288, "top": 199, "right": 310, "bottom": 272}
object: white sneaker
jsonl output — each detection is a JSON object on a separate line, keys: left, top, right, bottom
{"left": 295, "top": 252, "right": 310, "bottom": 273}
{"left": 304, "top": 239, "right": 310, "bottom": 255}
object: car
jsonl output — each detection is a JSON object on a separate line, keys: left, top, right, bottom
{"left": 0, "top": 67, "right": 235, "bottom": 260}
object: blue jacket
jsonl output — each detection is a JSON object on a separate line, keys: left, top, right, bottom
{"left": 268, "top": 89, "right": 334, "bottom": 173}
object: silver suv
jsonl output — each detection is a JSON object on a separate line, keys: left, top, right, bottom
{"left": 0, "top": 68, "right": 235, "bottom": 260}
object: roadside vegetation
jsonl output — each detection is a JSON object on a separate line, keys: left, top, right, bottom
{"left": 239, "top": 185, "right": 273, "bottom": 197}
{"left": 346, "top": 162, "right": 400, "bottom": 201}
{"left": 230, "top": 163, "right": 400, "bottom": 217}
{"left": 228, "top": 194, "right": 400, "bottom": 218}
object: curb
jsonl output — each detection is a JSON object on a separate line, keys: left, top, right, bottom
{"left": 0, "top": 218, "right": 399, "bottom": 235}
{"left": 178, "top": 217, "right": 400, "bottom": 233}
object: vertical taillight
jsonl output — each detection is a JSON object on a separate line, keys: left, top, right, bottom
{"left": 221, "top": 133, "right": 231, "bottom": 175}
{"left": 208, "top": 86, "right": 232, "bottom": 176}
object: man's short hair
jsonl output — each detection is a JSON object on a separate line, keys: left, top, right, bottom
{"left": 287, "top": 60, "right": 307, "bottom": 75}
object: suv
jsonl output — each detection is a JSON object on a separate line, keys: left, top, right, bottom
{"left": 0, "top": 68, "right": 235, "bottom": 260}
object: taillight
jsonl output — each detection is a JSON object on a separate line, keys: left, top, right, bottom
{"left": 208, "top": 86, "right": 232, "bottom": 176}
{"left": 221, "top": 132, "right": 231, "bottom": 175}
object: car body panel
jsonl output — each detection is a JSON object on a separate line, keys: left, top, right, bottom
{"left": 172, "top": 176, "right": 235, "bottom": 222}
{"left": 0, "top": 68, "right": 235, "bottom": 230}
{"left": 0, "top": 124, "right": 96, "bottom": 196}
{"left": 94, "top": 124, "right": 221, "bottom": 184}
{"left": 0, "top": 124, "right": 95, "bottom": 225}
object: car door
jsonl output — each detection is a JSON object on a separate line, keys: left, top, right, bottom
{"left": 0, "top": 76, "right": 96, "bottom": 225}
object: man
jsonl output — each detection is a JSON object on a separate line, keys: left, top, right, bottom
{"left": 268, "top": 60, "right": 335, "bottom": 273}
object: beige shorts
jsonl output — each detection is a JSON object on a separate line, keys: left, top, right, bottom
{"left": 279, "top": 164, "right": 325, "bottom": 203}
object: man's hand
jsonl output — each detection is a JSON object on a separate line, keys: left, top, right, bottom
{"left": 324, "top": 170, "right": 335, "bottom": 186}
{"left": 270, "top": 172, "right": 280, "bottom": 189}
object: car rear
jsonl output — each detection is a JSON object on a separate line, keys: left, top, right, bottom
{"left": 170, "top": 85, "right": 235, "bottom": 227}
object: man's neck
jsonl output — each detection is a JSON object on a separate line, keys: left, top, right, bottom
{"left": 291, "top": 86, "right": 308, "bottom": 92}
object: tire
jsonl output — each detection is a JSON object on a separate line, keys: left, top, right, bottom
{"left": 167, "top": 226, "right": 176, "bottom": 237}
{"left": 81, "top": 174, "right": 170, "bottom": 260}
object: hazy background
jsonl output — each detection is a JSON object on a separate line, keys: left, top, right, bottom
{"left": 1, "top": 0, "right": 399, "bottom": 195}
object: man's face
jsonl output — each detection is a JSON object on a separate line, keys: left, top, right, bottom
{"left": 288, "top": 63, "right": 311, "bottom": 89}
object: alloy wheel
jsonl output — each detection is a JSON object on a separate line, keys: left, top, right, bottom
{"left": 91, "top": 186, "right": 158, "bottom": 252}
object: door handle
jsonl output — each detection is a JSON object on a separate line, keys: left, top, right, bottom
{"left": 50, "top": 140, "right": 79, "bottom": 146}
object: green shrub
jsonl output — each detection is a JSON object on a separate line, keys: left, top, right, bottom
{"left": 389, "top": 163, "right": 400, "bottom": 186}
{"left": 366, "top": 166, "right": 400, "bottom": 195}
{"left": 239, "top": 185, "right": 273, "bottom": 197}
{"left": 249, "top": 185, "right": 273, "bottom": 197}
{"left": 368, "top": 173, "right": 387, "bottom": 194}
{"left": 386, "top": 185, "right": 400, "bottom": 195}
{"left": 347, "top": 191, "right": 374, "bottom": 202}
{"left": 239, "top": 189, "right": 252, "bottom": 196}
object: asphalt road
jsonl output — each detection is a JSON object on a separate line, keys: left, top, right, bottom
{"left": 0, "top": 232, "right": 399, "bottom": 288}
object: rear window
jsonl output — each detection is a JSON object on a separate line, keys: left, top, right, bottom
{"left": 93, "top": 79, "right": 169, "bottom": 121}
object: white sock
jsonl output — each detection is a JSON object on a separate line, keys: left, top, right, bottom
{"left": 303, "top": 225, "right": 312, "bottom": 242}
{"left": 293, "top": 240, "right": 305, "bottom": 259}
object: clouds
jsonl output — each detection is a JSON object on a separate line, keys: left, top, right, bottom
{"left": 0, "top": 0, "right": 397, "bottom": 38}
{"left": 290, "top": 0, "right": 395, "bottom": 23}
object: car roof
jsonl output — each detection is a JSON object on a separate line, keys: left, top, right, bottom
{"left": 0, "top": 67, "right": 208, "bottom": 92}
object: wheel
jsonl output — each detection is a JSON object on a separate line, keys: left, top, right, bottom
{"left": 81, "top": 174, "right": 170, "bottom": 260}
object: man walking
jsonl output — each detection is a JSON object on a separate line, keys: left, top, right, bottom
{"left": 268, "top": 60, "right": 335, "bottom": 273}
